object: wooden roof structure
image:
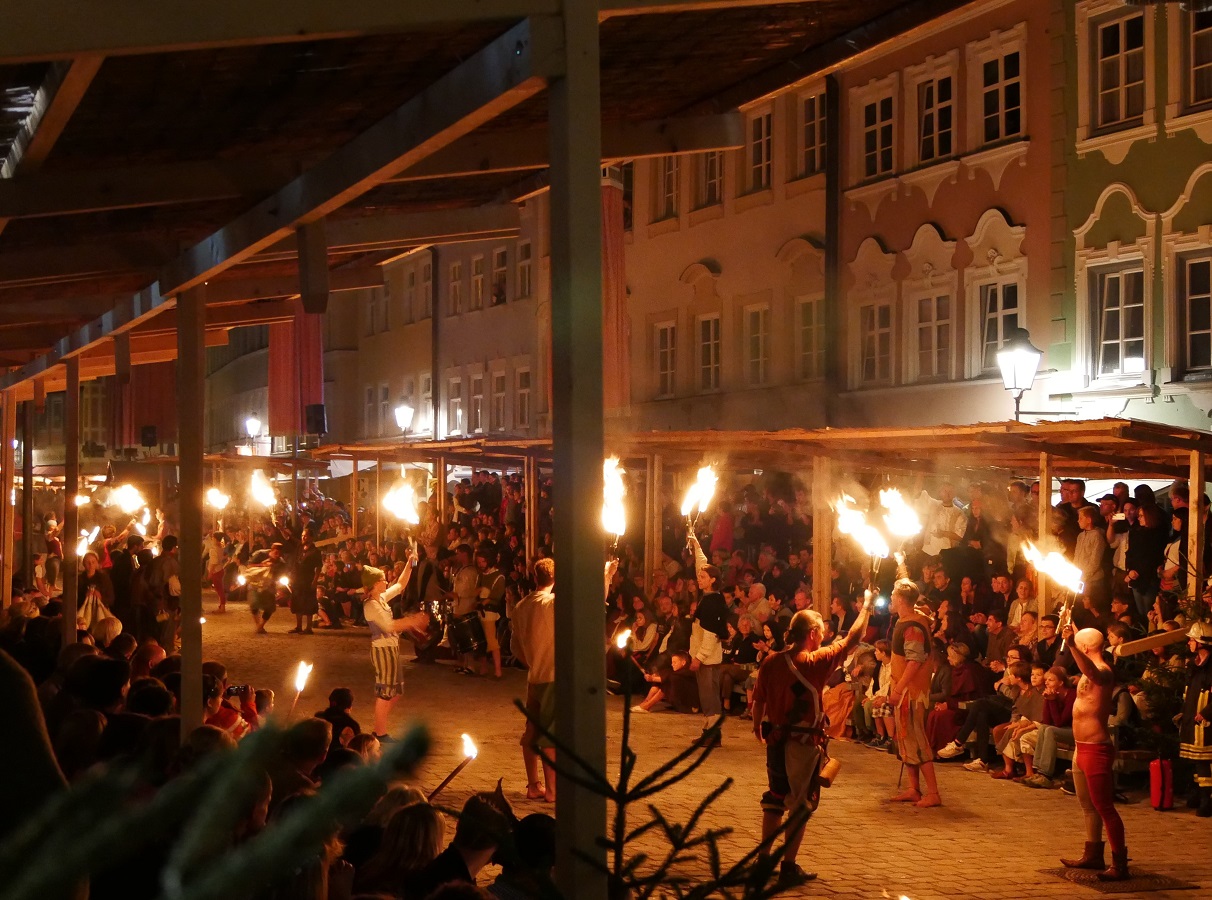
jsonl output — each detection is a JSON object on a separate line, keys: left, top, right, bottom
{"left": 307, "top": 418, "right": 1212, "bottom": 481}
{"left": 0, "top": 0, "right": 963, "bottom": 383}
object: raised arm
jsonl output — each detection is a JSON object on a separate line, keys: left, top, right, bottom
{"left": 839, "top": 596, "right": 873, "bottom": 655}
{"left": 688, "top": 533, "right": 709, "bottom": 578}
{"left": 1061, "top": 624, "right": 1110, "bottom": 683}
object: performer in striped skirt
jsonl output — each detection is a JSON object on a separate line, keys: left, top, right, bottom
{"left": 363, "top": 549, "right": 428, "bottom": 741}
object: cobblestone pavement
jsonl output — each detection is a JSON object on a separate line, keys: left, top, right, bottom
{"left": 204, "top": 599, "right": 1211, "bottom": 899}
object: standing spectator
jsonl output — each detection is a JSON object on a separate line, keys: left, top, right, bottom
{"left": 511, "top": 557, "right": 558, "bottom": 803}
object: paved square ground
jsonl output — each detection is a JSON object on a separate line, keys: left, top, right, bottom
{"left": 202, "top": 600, "right": 1212, "bottom": 899}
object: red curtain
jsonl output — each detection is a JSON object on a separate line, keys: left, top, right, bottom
{"left": 602, "top": 181, "right": 630, "bottom": 412}
{"left": 268, "top": 300, "right": 324, "bottom": 436}
{"left": 122, "top": 362, "right": 177, "bottom": 446}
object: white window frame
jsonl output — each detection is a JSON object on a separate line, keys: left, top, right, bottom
{"left": 516, "top": 242, "right": 532, "bottom": 299}
{"left": 857, "top": 302, "right": 894, "bottom": 385}
{"left": 904, "top": 52, "right": 959, "bottom": 168}
{"left": 1165, "top": 9, "right": 1212, "bottom": 138}
{"left": 421, "top": 261, "right": 433, "bottom": 318}
{"left": 491, "top": 371, "right": 508, "bottom": 432}
{"left": 379, "top": 286, "right": 391, "bottom": 332}
{"left": 654, "top": 321, "right": 677, "bottom": 398}
{"left": 966, "top": 24, "right": 1027, "bottom": 150}
{"left": 420, "top": 374, "right": 433, "bottom": 433}
{"left": 849, "top": 73, "right": 898, "bottom": 184}
{"left": 1075, "top": 242, "right": 1154, "bottom": 387}
{"left": 696, "top": 313, "right": 721, "bottom": 393}
{"left": 447, "top": 377, "right": 463, "bottom": 436}
{"left": 907, "top": 291, "right": 955, "bottom": 382}
{"left": 469, "top": 374, "right": 484, "bottom": 433}
{"left": 743, "top": 304, "right": 770, "bottom": 386}
{"left": 404, "top": 269, "right": 416, "bottom": 325}
{"left": 378, "top": 384, "right": 391, "bottom": 435}
{"left": 746, "top": 107, "right": 773, "bottom": 192}
{"left": 364, "top": 295, "right": 377, "bottom": 336}
{"left": 448, "top": 262, "right": 463, "bottom": 316}
{"left": 653, "top": 155, "right": 679, "bottom": 221}
{"left": 798, "top": 88, "right": 827, "bottom": 178}
{"left": 975, "top": 278, "right": 1023, "bottom": 375}
{"left": 515, "top": 368, "right": 532, "bottom": 429}
{"left": 695, "top": 151, "right": 724, "bottom": 208}
{"left": 363, "top": 385, "right": 376, "bottom": 436}
{"left": 491, "top": 248, "right": 508, "bottom": 305}
{"left": 1076, "top": 0, "right": 1156, "bottom": 163}
{"left": 470, "top": 256, "right": 485, "bottom": 311}
{"left": 1090, "top": 265, "right": 1148, "bottom": 379}
{"left": 1179, "top": 252, "right": 1212, "bottom": 376}
{"left": 795, "top": 295, "right": 825, "bottom": 381}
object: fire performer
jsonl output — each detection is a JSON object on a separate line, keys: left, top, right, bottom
{"left": 363, "top": 549, "right": 428, "bottom": 742}
{"left": 751, "top": 597, "right": 872, "bottom": 887}
{"left": 1179, "top": 621, "right": 1212, "bottom": 818}
{"left": 1059, "top": 624, "right": 1129, "bottom": 880}
{"left": 887, "top": 580, "right": 943, "bottom": 808}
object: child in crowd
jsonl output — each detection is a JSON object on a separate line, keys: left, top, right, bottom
{"left": 991, "top": 663, "right": 1045, "bottom": 780}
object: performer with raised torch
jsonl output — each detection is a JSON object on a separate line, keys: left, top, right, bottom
{"left": 363, "top": 546, "right": 427, "bottom": 743}
{"left": 1058, "top": 622, "right": 1129, "bottom": 881}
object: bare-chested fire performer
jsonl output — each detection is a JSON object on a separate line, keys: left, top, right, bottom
{"left": 1059, "top": 624, "right": 1129, "bottom": 881}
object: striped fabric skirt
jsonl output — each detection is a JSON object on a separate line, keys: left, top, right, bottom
{"left": 371, "top": 644, "right": 403, "bottom": 700}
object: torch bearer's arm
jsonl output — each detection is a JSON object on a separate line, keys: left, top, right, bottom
{"left": 688, "top": 533, "right": 709, "bottom": 579}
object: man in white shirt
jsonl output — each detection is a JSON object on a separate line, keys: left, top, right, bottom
{"left": 921, "top": 483, "right": 967, "bottom": 559}
{"left": 363, "top": 551, "right": 426, "bottom": 740}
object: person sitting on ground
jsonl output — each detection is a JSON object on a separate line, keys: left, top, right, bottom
{"left": 315, "top": 686, "right": 361, "bottom": 753}
{"left": 489, "top": 812, "right": 557, "bottom": 900}
{"left": 266, "top": 717, "right": 332, "bottom": 813}
{"left": 992, "top": 663, "right": 1045, "bottom": 780}
{"left": 410, "top": 791, "right": 515, "bottom": 900}
{"left": 631, "top": 652, "right": 699, "bottom": 714}
{"left": 353, "top": 801, "right": 446, "bottom": 897}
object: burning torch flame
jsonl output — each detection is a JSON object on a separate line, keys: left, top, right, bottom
{"left": 236, "top": 574, "right": 247, "bottom": 587}
{"left": 602, "top": 458, "right": 627, "bottom": 538}
{"left": 250, "top": 470, "right": 276, "bottom": 508}
{"left": 382, "top": 483, "right": 420, "bottom": 524}
{"left": 835, "top": 495, "right": 890, "bottom": 559}
{"left": 294, "top": 661, "right": 313, "bottom": 694}
{"left": 278, "top": 575, "right": 291, "bottom": 588}
{"left": 680, "top": 466, "right": 718, "bottom": 518}
{"left": 461, "top": 733, "right": 478, "bottom": 759}
{"left": 879, "top": 488, "right": 922, "bottom": 538}
{"left": 1022, "top": 542, "right": 1085, "bottom": 594}
{"left": 73, "top": 494, "right": 90, "bottom": 507}
{"left": 205, "top": 487, "right": 230, "bottom": 510}
{"left": 141, "top": 508, "right": 151, "bottom": 526}
{"left": 615, "top": 628, "right": 632, "bottom": 650}
{"left": 111, "top": 484, "right": 145, "bottom": 515}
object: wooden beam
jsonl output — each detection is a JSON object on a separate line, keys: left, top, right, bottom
{"left": 296, "top": 220, "right": 330, "bottom": 314}
{"left": 812, "top": 456, "right": 832, "bottom": 615}
{"left": 1190, "top": 450, "right": 1206, "bottom": 602}
{"left": 0, "top": 115, "right": 741, "bottom": 220}
{"left": 1037, "top": 452, "right": 1050, "bottom": 624}
{"left": 311, "top": 204, "right": 520, "bottom": 252}
{"left": 132, "top": 300, "right": 299, "bottom": 336}
{"left": 1117, "top": 424, "right": 1212, "bottom": 455}
{"left": 159, "top": 18, "right": 559, "bottom": 298}
{"left": 0, "top": 0, "right": 820, "bottom": 63}
{"left": 0, "top": 17, "right": 559, "bottom": 391}
{"left": 975, "top": 432, "right": 1190, "bottom": 479}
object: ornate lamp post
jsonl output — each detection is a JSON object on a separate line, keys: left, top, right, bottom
{"left": 996, "top": 327, "right": 1043, "bottom": 422}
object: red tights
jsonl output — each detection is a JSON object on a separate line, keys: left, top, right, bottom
{"left": 1074, "top": 741, "right": 1125, "bottom": 853}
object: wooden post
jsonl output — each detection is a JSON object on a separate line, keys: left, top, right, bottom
{"left": 1036, "top": 452, "right": 1051, "bottom": 624}
{"left": 812, "top": 456, "right": 832, "bottom": 615}
{"left": 62, "top": 357, "right": 80, "bottom": 645}
{"left": 524, "top": 454, "right": 539, "bottom": 562}
{"left": 22, "top": 401, "right": 34, "bottom": 588}
{"left": 643, "top": 454, "right": 656, "bottom": 594}
{"left": 177, "top": 286, "right": 206, "bottom": 739}
{"left": 436, "top": 455, "right": 448, "bottom": 526}
{"left": 351, "top": 454, "right": 360, "bottom": 541}
{"left": 1189, "top": 450, "right": 1206, "bottom": 602}
{"left": 375, "top": 461, "right": 382, "bottom": 547}
{"left": 0, "top": 393, "right": 15, "bottom": 608}
{"left": 548, "top": 2, "right": 606, "bottom": 895}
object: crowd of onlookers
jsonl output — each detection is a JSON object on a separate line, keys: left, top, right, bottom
{"left": 603, "top": 474, "right": 1212, "bottom": 814}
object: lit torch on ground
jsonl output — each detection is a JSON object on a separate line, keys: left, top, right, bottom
{"left": 602, "top": 457, "right": 627, "bottom": 558}
{"left": 428, "top": 733, "right": 479, "bottom": 801}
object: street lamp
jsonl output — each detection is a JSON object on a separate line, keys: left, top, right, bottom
{"left": 394, "top": 403, "right": 414, "bottom": 433}
{"left": 996, "top": 327, "right": 1043, "bottom": 422}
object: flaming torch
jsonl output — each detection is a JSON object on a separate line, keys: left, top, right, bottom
{"left": 836, "top": 494, "right": 891, "bottom": 589}
{"left": 1022, "top": 541, "right": 1085, "bottom": 648}
{"left": 110, "top": 484, "right": 145, "bottom": 515}
{"left": 680, "top": 465, "right": 718, "bottom": 539}
{"left": 288, "top": 660, "right": 313, "bottom": 720}
{"left": 383, "top": 481, "right": 421, "bottom": 554}
{"left": 602, "top": 457, "right": 627, "bottom": 556}
{"left": 250, "top": 469, "right": 277, "bottom": 508}
{"left": 428, "top": 733, "right": 479, "bottom": 801}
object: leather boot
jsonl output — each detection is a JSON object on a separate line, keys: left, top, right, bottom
{"left": 1060, "top": 841, "right": 1105, "bottom": 870}
{"left": 1198, "top": 789, "right": 1212, "bottom": 818}
{"left": 1096, "top": 849, "right": 1130, "bottom": 882}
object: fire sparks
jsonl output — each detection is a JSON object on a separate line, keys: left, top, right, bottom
{"left": 835, "top": 495, "right": 890, "bottom": 559}
{"left": 680, "top": 466, "right": 718, "bottom": 519}
{"left": 382, "top": 482, "right": 420, "bottom": 524}
{"left": 250, "top": 470, "right": 276, "bottom": 508}
{"left": 879, "top": 488, "right": 922, "bottom": 538}
{"left": 110, "top": 484, "right": 145, "bottom": 515}
{"left": 1021, "top": 541, "right": 1084, "bottom": 593}
{"left": 602, "top": 458, "right": 627, "bottom": 538}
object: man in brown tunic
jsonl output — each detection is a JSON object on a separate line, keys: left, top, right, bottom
{"left": 887, "top": 580, "right": 942, "bottom": 808}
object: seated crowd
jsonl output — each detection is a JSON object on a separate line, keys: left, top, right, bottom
{"left": 603, "top": 475, "right": 1212, "bottom": 814}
